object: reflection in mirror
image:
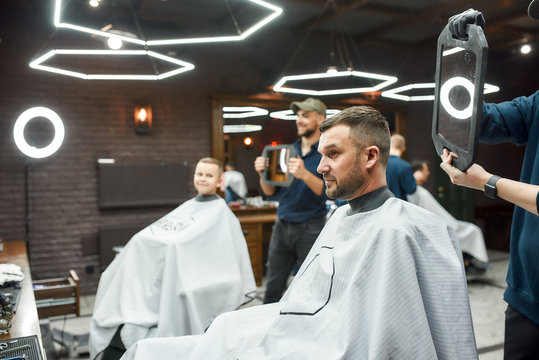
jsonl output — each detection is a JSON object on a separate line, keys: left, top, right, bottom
{"left": 261, "top": 145, "right": 297, "bottom": 187}
{"left": 437, "top": 45, "right": 476, "bottom": 150}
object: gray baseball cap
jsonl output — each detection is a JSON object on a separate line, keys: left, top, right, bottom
{"left": 290, "top": 97, "right": 327, "bottom": 115}
{"left": 530, "top": 0, "right": 539, "bottom": 19}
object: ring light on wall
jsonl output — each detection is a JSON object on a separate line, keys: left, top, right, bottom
{"left": 13, "top": 107, "right": 65, "bottom": 158}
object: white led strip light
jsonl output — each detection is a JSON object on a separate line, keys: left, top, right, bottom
{"left": 54, "top": 0, "right": 282, "bottom": 46}
{"left": 269, "top": 109, "right": 341, "bottom": 120}
{"left": 222, "top": 106, "right": 269, "bottom": 118}
{"left": 29, "top": 49, "right": 195, "bottom": 80}
{"left": 223, "top": 124, "right": 263, "bottom": 133}
{"left": 381, "top": 82, "right": 500, "bottom": 102}
{"left": 273, "top": 70, "right": 398, "bottom": 96}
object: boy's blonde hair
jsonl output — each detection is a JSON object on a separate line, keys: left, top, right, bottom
{"left": 197, "top": 157, "right": 224, "bottom": 175}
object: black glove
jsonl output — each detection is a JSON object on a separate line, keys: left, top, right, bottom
{"left": 448, "top": 9, "right": 485, "bottom": 40}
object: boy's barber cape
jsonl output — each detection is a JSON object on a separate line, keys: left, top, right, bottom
{"left": 89, "top": 196, "right": 256, "bottom": 358}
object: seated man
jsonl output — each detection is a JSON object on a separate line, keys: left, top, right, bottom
{"left": 90, "top": 157, "right": 256, "bottom": 360}
{"left": 222, "top": 162, "right": 248, "bottom": 203}
{"left": 121, "top": 106, "right": 477, "bottom": 360}
{"left": 408, "top": 160, "right": 489, "bottom": 275}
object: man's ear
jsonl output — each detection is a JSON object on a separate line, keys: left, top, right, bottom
{"left": 365, "top": 146, "right": 380, "bottom": 169}
{"left": 317, "top": 114, "right": 325, "bottom": 127}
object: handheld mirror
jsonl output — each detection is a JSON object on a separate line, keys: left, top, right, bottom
{"left": 261, "top": 144, "right": 297, "bottom": 187}
{"left": 432, "top": 24, "right": 488, "bottom": 171}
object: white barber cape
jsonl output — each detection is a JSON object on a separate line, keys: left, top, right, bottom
{"left": 90, "top": 195, "right": 256, "bottom": 359}
{"left": 408, "top": 185, "right": 489, "bottom": 263}
{"left": 122, "top": 196, "right": 478, "bottom": 360}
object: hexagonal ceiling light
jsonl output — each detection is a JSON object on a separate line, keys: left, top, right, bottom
{"left": 222, "top": 106, "right": 269, "bottom": 119}
{"left": 53, "top": 0, "right": 283, "bottom": 46}
{"left": 273, "top": 70, "right": 398, "bottom": 96}
{"left": 29, "top": 49, "right": 195, "bottom": 80}
{"left": 381, "top": 82, "right": 500, "bottom": 101}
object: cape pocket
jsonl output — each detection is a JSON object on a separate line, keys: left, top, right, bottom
{"left": 279, "top": 246, "right": 334, "bottom": 316}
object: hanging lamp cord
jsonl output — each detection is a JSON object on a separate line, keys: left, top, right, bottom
{"left": 128, "top": 0, "right": 160, "bottom": 76}
{"left": 277, "top": 0, "right": 333, "bottom": 80}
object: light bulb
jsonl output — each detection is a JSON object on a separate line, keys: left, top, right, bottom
{"left": 520, "top": 44, "right": 532, "bottom": 54}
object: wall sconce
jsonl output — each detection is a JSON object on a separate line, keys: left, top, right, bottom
{"left": 134, "top": 105, "right": 152, "bottom": 134}
{"left": 243, "top": 136, "right": 253, "bottom": 148}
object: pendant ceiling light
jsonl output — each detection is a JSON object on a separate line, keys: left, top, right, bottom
{"left": 53, "top": 0, "right": 282, "bottom": 46}
{"left": 29, "top": 49, "right": 195, "bottom": 80}
{"left": 272, "top": 1, "right": 397, "bottom": 97}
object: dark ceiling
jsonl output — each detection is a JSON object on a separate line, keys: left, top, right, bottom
{"left": 3, "top": 0, "right": 538, "bottom": 98}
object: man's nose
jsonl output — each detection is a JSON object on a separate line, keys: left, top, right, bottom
{"left": 317, "top": 159, "right": 328, "bottom": 174}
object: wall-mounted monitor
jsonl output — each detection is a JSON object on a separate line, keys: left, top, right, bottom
{"left": 261, "top": 144, "right": 297, "bottom": 187}
{"left": 432, "top": 24, "right": 488, "bottom": 171}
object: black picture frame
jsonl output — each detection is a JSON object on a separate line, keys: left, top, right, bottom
{"left": 432, "top": 24, "right": 488, "bottom": 171}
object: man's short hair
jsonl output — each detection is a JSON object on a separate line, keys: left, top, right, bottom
{"left": 410, "top": 159, "right": 428, "bottom": 173}
{"left": 319, "top": 106, "right": 390, "bottom": 166}
{"left": 198, "top": 157, "right": 224, "bottom": 175}
{"left": 390, "top": 134, "right": 406, "bottom": 150}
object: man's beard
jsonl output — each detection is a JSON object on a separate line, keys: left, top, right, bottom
{"left": 298, "top": 127, "right": 316, "bottom": 138}
{"left": 325, "top": 157, "right": 364, "bottom": 200}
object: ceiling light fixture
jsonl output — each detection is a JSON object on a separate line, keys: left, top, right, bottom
{"left": 273, "top": 70, "right": 398, "bottom": 96}
{"left": 381, "top": 82, "right": 500, "bottom": 102}
{"left": 222, "top": 106, "right": 269, "bottom": 118}
{"left": 223, "top": 124, "right": 263, "bottom": 133}
{"left": 269, "top": 109, "right": 341, "bottom": 120}
{"left": 29, "top": 49, "right": 195, "bottom": 80}
{"left": 107, "top": 37, "right": 123, "bottom": 50}
{"left": 272, "top": 1, "right": 396, "bottom": 97}
{"left": 520, "top": 44, "right": 532, "bottom": 54}
{"left": 54, "top": 0, "right": 282, "bottom": 47}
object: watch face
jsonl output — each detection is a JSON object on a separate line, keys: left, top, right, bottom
{"left": 484, "top": 183, "right": 497, "bottom": 199}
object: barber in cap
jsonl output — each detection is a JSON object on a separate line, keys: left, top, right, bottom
{"left": 254, "top": 97, "right": 328, "bottom": 303}
{"left": 440, "top": 3, "right": 539, "bottom": 359}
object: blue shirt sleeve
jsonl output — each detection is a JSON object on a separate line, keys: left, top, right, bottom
{"left": 480, "top": 91, "right": 539, "bottom": 145}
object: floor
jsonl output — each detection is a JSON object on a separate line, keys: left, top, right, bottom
{"left": 43, "top": 249, "right": 509, "bottom": 360}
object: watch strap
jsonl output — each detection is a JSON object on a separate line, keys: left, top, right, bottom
{"left": 484, "top": 175, "right": 501, "bottom": 199}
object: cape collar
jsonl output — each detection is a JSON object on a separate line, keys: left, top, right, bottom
{"left": 347, "top": 186, "right": 394, "bottom": 215}
{"left": 194, "top": 194, "right": 220, "bottom": 202}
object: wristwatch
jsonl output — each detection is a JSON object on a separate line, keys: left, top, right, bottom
{"left": 484, "top": 175, "right": 501, "bottom": 199}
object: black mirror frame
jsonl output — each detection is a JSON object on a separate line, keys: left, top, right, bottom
{"left": 432, "top": 24, "right": 488, "bottom": 171}
{"left": 261, "top": 144, "right": 297, "bottom": 187}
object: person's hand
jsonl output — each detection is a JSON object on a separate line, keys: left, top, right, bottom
{"left": 254, "top": 156, "right": 267, "bottom": 175}
{"left": 440, "top": 149, "right": 491, "bottom": 190}
{"left": 448, "top": 8, "right": 485, "bottom": 40}
{"left": 288, "top": 156, "right": 308, "bottom": 181}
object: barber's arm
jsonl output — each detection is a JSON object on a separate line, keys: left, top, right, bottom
{"left": 440, "top": 149, "right": 539, "bottom": 215}
{"left": 288, "top": 156, "right": 325, "bottom": 196}
{"left": 254, "top": 156, "right": 276, "bottom": 196}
